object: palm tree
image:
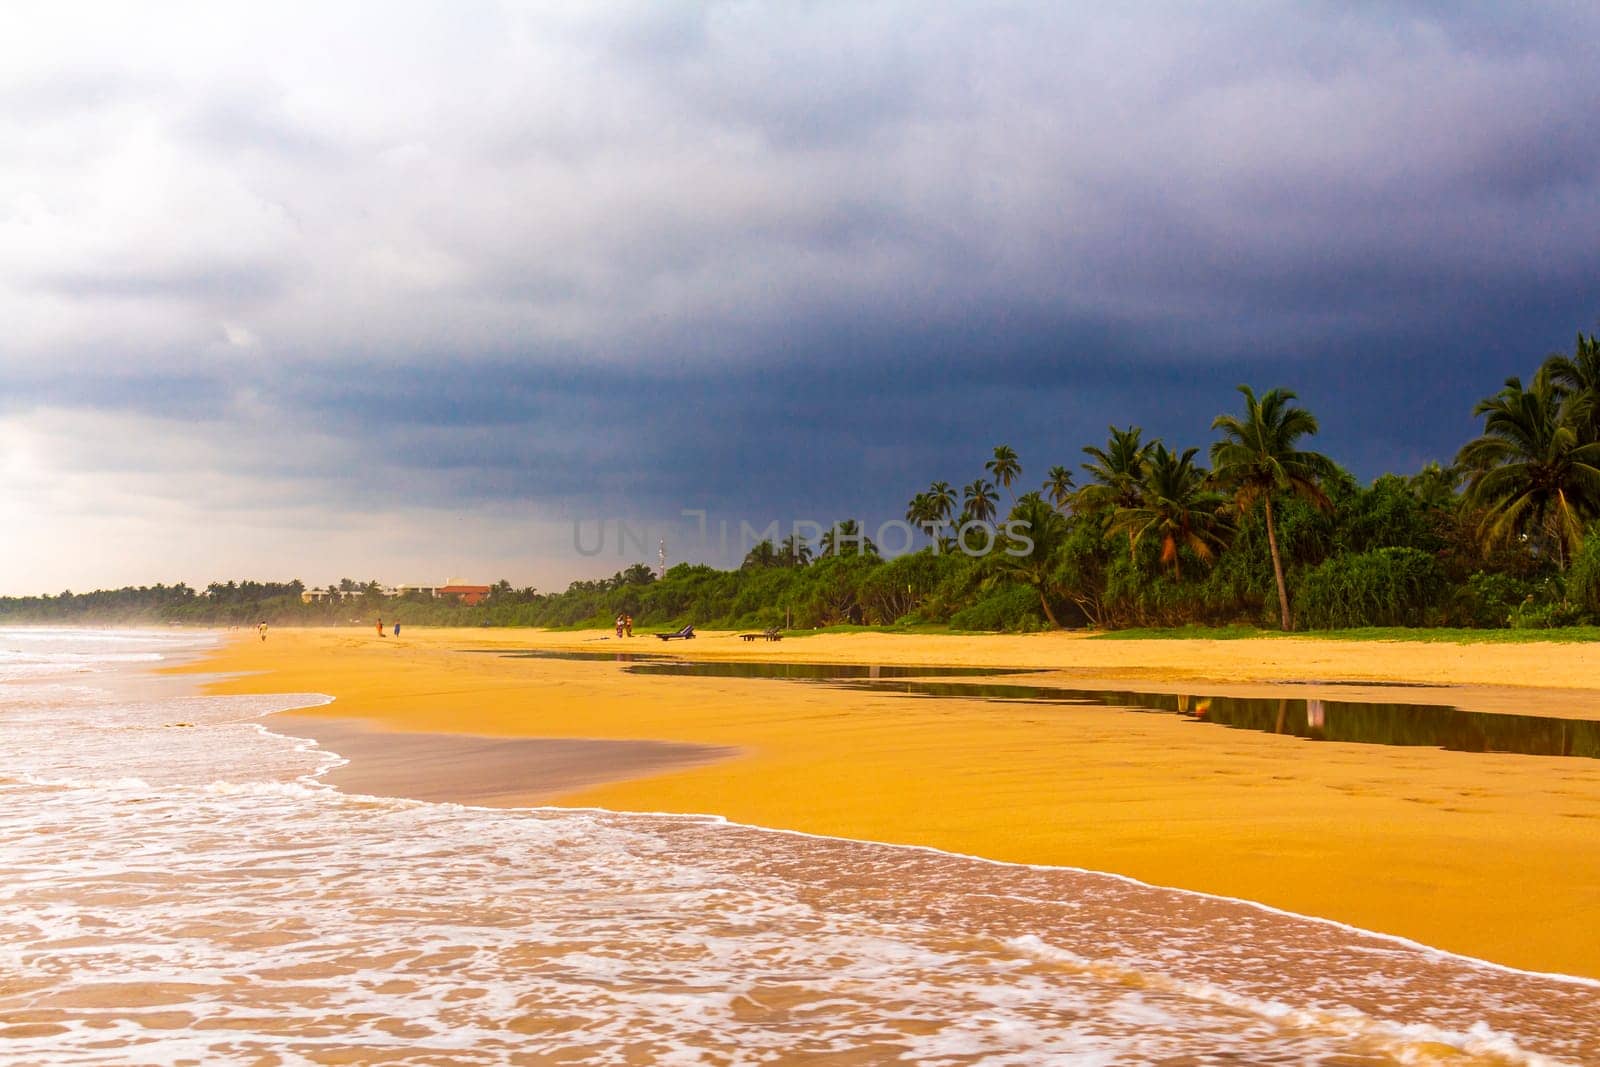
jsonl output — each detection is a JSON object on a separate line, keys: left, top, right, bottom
{"left": 985, "top": 445, "right": 1022, "bottom": 501}
{"left": 962, "top": 479, "right": 998, "bottom": 524}
{"left": 779, "top": 533, "right": 813, "bottom": 567}
{"left": 819, "top": 520, "right": 879, "bottom": 558}
{"left": 741, "top": 541, "right": 781, "bottom": 570}
{"left": 1456, "top": 368, "right": 1600, "bottom": 569}
{"left": 988, "top": 495, "right": 1069, "bottom": 627}
{"left": 927, "top": 481, "right": 957, "bottom": 525}
{"left": 620, "top": 562, "right": 657, "bottom": 585}
{"left": 1042, "top": 465, "right": 1075, "bottom": 510}
{"left": 1077, "top": 425, "right": 1152, "bottom": 556}
{"left": 1544, "top": 331, "right": 1600, "bottom": 441}
{"left": 906, "top": 492, "right": 948, "bottom": 548}
{"left": 1409, "top": 462, "right": 1463, "bottom": 511}
{"left": 1210, "top": 385, "right": 1338, "bottom": 630}
{"left": 1077, "top": 426, "right": 1151, "bottom": 515}
{"left": 1108, "top": 444, "right": 1228, "bottom": 580}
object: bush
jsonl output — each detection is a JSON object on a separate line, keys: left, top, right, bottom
{"left": 1568, "top": 531, "right": 1600, "bottom": 617}
{"left": 1508, "top": 598, "right": 1586, "bottom": 629}
{"left": 1503, "top": 574, "right": 1586, "bottom": 629}
{"left": 948, "top": 584, "right": 1042, "bottom": 631}
{"left": 1293, "top": 547, "right": 1445, "bottom": 629}
{"left": 1448, "top": 571, "right": 1533, "bottom": 628}
{"left": 1334, "top": 474, "right": 1441, "bottom": 555}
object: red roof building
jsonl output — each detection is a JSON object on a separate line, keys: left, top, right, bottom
{"left": 438, "top": 584, "right": 492, "bottom": 606}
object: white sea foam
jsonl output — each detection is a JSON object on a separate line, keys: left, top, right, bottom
{"left": 0, "top": 629, "right": 1594, "bottom": 1065}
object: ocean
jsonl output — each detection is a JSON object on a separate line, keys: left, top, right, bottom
{"left": 1, "top": 628, "right": 1595, "bottom": 1065}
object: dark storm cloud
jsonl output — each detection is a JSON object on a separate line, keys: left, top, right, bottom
{"left": 4, "top": 0, "right": 1600, "bottom": 574}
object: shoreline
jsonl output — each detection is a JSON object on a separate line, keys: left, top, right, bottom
{"left": 268, "top": 716, "right": 1600, "bottom": 996}
{"left": 185, "top": 626, "right": 1600, "bottom": 978}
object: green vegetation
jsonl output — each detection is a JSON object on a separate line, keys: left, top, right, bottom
{"left": 1095, "top": 626, "right": 1600, "bottom": 644}
{"left": 7, "top": 329, "right": 1600, "bottom": 638}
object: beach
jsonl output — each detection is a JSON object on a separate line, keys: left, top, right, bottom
{"left": 6, "top": 625, "right": 1599, "bottom": 1063}
{"left": 191, "top": 626, "right": 1600, "bottom": 980}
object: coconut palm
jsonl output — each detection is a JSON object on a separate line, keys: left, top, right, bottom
{"left": 1077, "top": 425, "right": 1151, "bottom": 515}
{"left": 620, "top": 562, "right": 657, "bottom": 585}
{"left": 1108, "top": 444, "right": 1228, "bottom": 580}
{"left": 1042, "top": 465, "right": 1075, "bottom": 510}
{"left": 927, "top": 481, "right": 957, "bottom": 525}
{"left": 1456, "top": 368, "right": 1600, "bottom": 569}
{"left": 1409, "top": 462, "right": 1463, "bottom": 511}
{"left": 985, "top": 445, "right": 1022, "bottom": 500}
{"left": 740, "top": 541, "right": 782, "bottom": 570}
{"left": 819, "top": 519, "right": 879, "bottom": 558}
{"left": 988, "top": 495, "right": 1069, "bottom": 628}
{"left": 1209, "top": 385, "right": 1338, "bottom": 630}
{"left": 779, "top": 533, "right": 812, "bottom": 567}
{"left": 1077, "top": 425, "right": 1152, "bottom": 558}
{"left": 962, "top": 479, "right": 999, "bottom": 524}
{"left": 905, "top": 493, "right": 942, "bottom": 547}
{"left": 1544, "top": 331, "right": 1600, "bottom": 441}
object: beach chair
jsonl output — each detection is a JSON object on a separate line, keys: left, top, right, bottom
{"left": 657, "top": 624, "right": 696, "bottom": 641}
{"left": 763, "top": 627, "right": 783, "bottom": 642}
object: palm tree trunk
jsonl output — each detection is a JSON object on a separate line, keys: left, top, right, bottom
{"left": 1264, "top": 496, "right": 1292, "bottom": 630}
{"left": 1038, "top": 590, "right": 1060, "bottom": 629}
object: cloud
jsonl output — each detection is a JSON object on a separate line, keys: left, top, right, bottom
{"left": 1, "top": 2, "right": 1598, "bottom": 589}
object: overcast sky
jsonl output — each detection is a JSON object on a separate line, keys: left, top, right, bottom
{"left": 2, "top": 1, "right": 1597, "bottom": 593}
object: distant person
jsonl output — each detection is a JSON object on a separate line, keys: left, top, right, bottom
{"left": 377, "top": 617, "right": 385, "bottom": 638}
{"left": 624, "top": 613, "right": 634, "bottom": 637}
{"left": 393, "top": 622, "right": 401, "bottom": 637}
{"left": 615, "top": 614, "right": 625, "bottom": 638}
{"left": 258, "top": 621, "right": 268, "bottom": 642}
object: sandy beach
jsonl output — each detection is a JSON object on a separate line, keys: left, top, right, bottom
{"left": 189, "top": 627, "right": 1600, "bottom": 979}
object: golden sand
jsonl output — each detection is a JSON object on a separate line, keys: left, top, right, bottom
{"left": 186, "top": 627, "right": 1600, "bottom": 978}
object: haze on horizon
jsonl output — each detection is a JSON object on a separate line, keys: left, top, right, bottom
{"left": 2, "top": 1, "right": 1597, "bottom": 596}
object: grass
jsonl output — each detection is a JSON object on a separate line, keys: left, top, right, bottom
{"left": 1093, "top": 625, "right": 1600, "bottom": 644}
{"left": 775, "top": 622, "right": 967, "bottom": 637}
{"left": 507, "top": 619, "right": 1600, "bottom": 644}
{"left": 1090, "top": 624, "right": 1268, "bottom": 641}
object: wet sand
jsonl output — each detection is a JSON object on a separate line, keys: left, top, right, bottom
{"left": 276, "top": 715, "right": 738, "bottom": 806}
{"left": 187, "top": 627, "right": 1600, "bottom": 978}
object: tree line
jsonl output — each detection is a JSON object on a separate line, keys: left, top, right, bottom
{"left": 6, "top": 330, "right": 1600, "bottom": 633}
{"left": 517, "top": 329, "right": 1600, "bottom": 633}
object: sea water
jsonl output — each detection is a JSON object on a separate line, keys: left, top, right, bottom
{"left": 1, "top": 629, "right": 1595, "bottom": 1065}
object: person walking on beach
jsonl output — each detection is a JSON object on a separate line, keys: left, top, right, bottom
{"left": 624, "top": 613, "right": 634, "bottom": 637}
{"left": 615, "top": 613, "right": 625, "bottom": 638}
{"left": 258, "top": 621, "right": 268, "bottom": 642}
{"left": 393, "top": 622, "right": 401, "bottom": 637}
{"left": 377, "top": 617, "right": 385, "bottom": 638}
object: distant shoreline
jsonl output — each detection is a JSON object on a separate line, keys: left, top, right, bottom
{"left": 11, "top": 617, "right": 1600, "bottom": 645}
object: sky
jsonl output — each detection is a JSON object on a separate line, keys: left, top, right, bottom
{"left": 2, "top": 1, "right": 1598, "bottom": 594}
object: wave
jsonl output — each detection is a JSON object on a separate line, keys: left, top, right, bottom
{"left": 1, "top": 629, "right": 1593, "bottom": 1065}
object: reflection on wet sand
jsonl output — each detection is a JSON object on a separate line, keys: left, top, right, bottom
{"left": 837, "top": 673, "right": 1598, "bottom": 759}
{"left": 482, "top": 650, "right": 1600, "bottom": 759}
